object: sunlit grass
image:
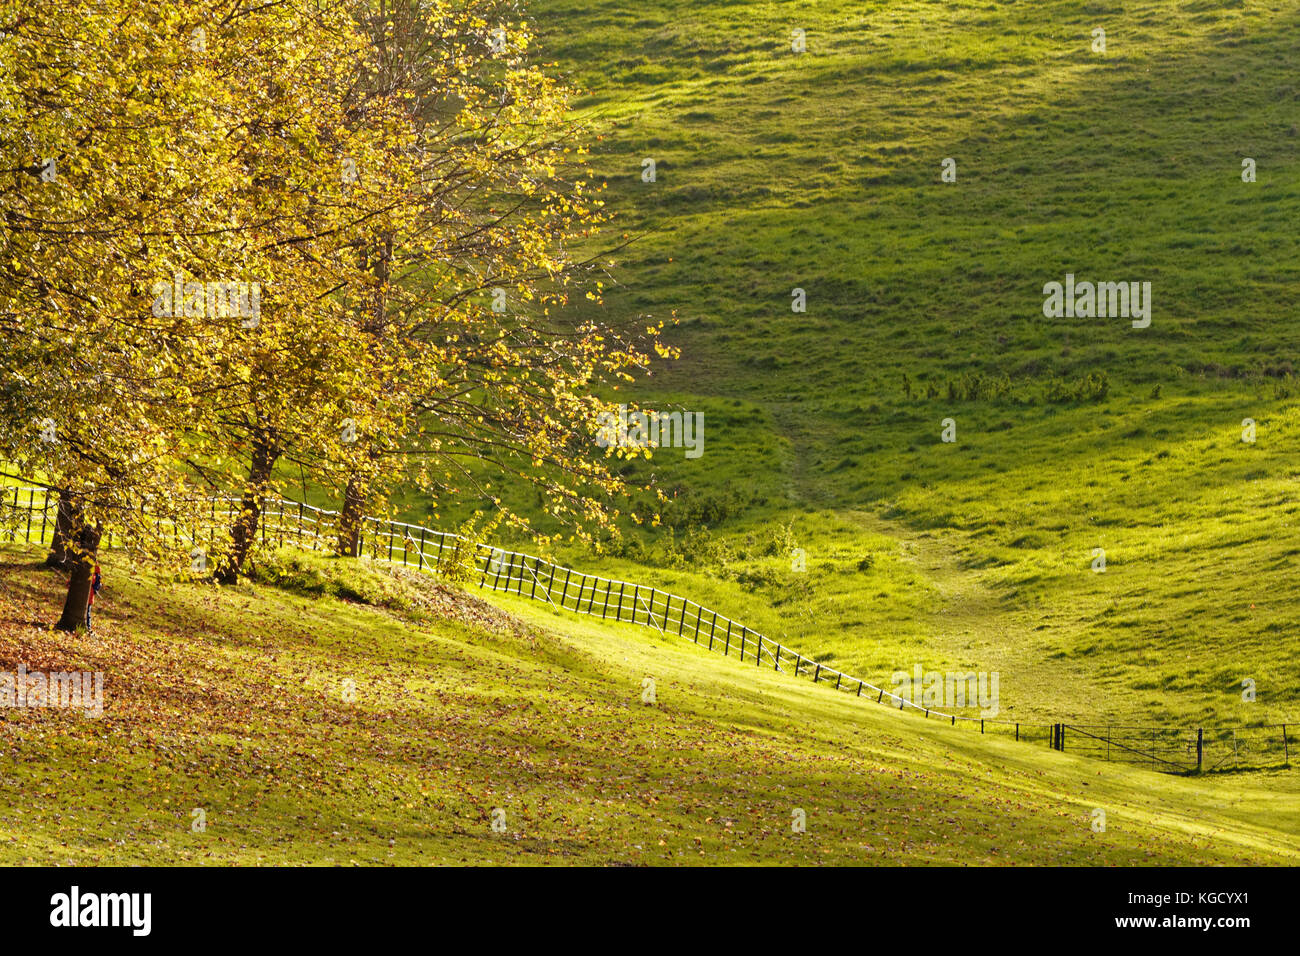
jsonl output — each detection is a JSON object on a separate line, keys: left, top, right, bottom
{"left": 2, "top": 545, "right": 1296, "bottom": 865}
{"left": 476, "top": 0, "right": 1300, "bottom": 737}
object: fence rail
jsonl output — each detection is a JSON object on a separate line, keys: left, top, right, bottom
{"left": 1, "top": 484, "right": 1292, "bottom": 774}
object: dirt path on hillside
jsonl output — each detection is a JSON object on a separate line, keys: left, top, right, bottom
{"left": 842, "top": 511, "right": 1102, "bottom": 724}
{"left": 745, "top": 403, "right": 1106, "bottom": 722}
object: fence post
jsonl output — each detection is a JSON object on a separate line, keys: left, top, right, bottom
{"left": 775, "top": 644, "right": 783, "bottom": 670}
{"left": 708, "top": 612, "right": 717, "bottom": 650}
{"left": 1196, "top": 728, "right": 1203, "bottom": 771}
{"left": 1284, "top": 724, "right": 1290, "bottom": 765}
{"left": 737, "top": 626, "right": 745, "bottom": 662}
{"left": 755, "top": 633, "right": 763, "bottom": 666}
{"left": 693, "top": 606, "right": 702, "bottom": 643}
{"left": 559, "top": 568, "right": 572, "bottom": 608}
{"left": 981, "top": 719, "right": 984, "bottom": 734}
{"left": 529, "top": 558, "right": 539, "bottom": 599}
{"left": 812, "top": 663, "right": 820, "bottom": 684}
{"left": 723, "top": 620, "right": 731, "bottom": 656}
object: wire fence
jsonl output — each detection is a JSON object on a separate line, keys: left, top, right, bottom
{"left": 1061, "top": 723, "right": 1293, "bottom": 773}
{"left": 1, "top": 484, "right": 1293, "bottom": 774}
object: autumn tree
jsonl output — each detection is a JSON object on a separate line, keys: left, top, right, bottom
{"left": 0, "top": 0, "right": 252, "bottom": 626}
{"left": 0, "top": 2, "right": 399, "bottom": 602}
{"left": 326, "top": 0, "right": 673, "bottom": 556}
{"left": 189, "top": 1, "right": 423, "bottom": 582}
{"left": 1, "top": 0, "right": 673, "bottom": 621}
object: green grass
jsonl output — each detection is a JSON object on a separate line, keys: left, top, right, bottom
{"left": 223, "top": 0, "right": 1300, "bottom": 737}
{"left": 6, "top": 0, "right": 1298, "bottom": 864}
{"left": 2, "top": 544, "right": 1298, "bottom": 865}
{"left": 396, "top": 0, "right": 1300, "bottom": 737}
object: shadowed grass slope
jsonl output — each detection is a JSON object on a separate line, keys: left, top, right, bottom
{"left": 1, "top": 546, "right": 1296, "bottom": 865}
{"left": 465, "top": 0, "right": 1300, "bottom": 732}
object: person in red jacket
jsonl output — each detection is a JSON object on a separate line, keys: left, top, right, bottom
{"left": 86, "top": 564, "right": 102, "bottom": 632}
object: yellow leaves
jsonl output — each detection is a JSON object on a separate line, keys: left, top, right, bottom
{"left": 1, "top": 0, "right": 669, "bottom": 556}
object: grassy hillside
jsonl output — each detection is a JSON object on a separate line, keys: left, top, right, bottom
{"left": 448, "top": 0, "right": 1300, "bottom": 731}
{"left": 6, "top": 0, "right": 1298, "bottom": 874}
{"left": 1, "top": 544, "right": 1297, "bottom": 865}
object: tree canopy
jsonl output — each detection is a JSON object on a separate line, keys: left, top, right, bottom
{"left": 0, "top": 0, "right": 669, "bottom": 624}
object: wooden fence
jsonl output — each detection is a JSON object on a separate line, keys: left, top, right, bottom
{"left": 1, "top": 485, "right": 1292, "bottom": 774}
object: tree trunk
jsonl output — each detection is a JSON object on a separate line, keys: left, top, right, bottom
{"left": 55, "top": 517, "right": 102, "bottom": 632}
{"left": 337, "top": 473, "right": 367, "bottom": 557}
{"left": 364, "top": 232, "right": 392, "bottom": 334}
{"left": 44, "top": 490, "right": 77, "bottom": 569}
{"left": 334, "top": 231, "right": 391, "bottom": 557}
{"left": 217, "top": 431, "right": 278, "bottom": 583}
